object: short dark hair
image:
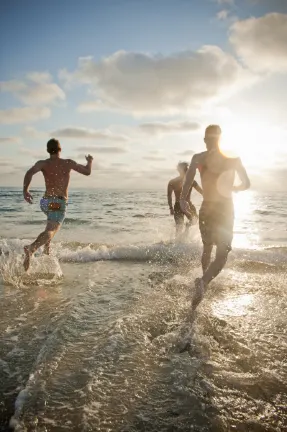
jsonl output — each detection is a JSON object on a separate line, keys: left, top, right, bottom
{"left": 205, "top": 125, "right": 221, "bottom": 138}
{"left": 178, "top": 162, "right": 189, "bottom": 173}
{"left": 47, "top": 138, "right": 61, "bottom": 155}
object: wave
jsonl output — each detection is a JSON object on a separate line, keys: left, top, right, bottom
{"left": 58, "top": 242, "right": 195, "bottom": 263}
{"left": 21, "top": 217, "right": 91, "bottom": 226}
{"left": 1, "top": 238, "right": 287, "bottom": 271}
{"left": 133, "top": 213, "right": 163, "bottom": 219}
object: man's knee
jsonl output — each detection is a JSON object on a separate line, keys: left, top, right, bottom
{"left": 202, "top": 244, "right": 213, "bottom": 255}
{"left": 46, "top": 222, "right": 60, "bottom": 236}
{"left": 215, "top": 245, "right": 230, "bottom": 264}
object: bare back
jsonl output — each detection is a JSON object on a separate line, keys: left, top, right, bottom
{"left": 37, "top": 158, "right": 73, "bottom": 198}
{"left": 169, "top": 176, "right": 191, "bottom": 202}
{"left": 195, "top": 151, "right": 238, "bottom": 202}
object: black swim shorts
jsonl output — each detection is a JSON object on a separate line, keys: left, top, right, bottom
{"left": 199, "top": 200, "right": 234, "bottom": 251}
{"left": 174, "top": 201, "right": 197, "bottom": 225}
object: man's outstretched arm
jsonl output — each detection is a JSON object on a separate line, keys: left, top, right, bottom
{"left": 23, "top": 161, "right": 44, "bottom": 204}
{"left": 69, "top": 155, "right": 93, "bottom": 176}
{"left": 233, "top": 158, "right": 250, "bottom": 192}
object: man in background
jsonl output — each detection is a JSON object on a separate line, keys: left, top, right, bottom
{"left": 180, "top": 125, "right": 250, "bottom": 307}
{"left": 23, "top": 138, "right": 93, "bottom": 271}
{"left": 167, "top": 162, "right": 203, "bottom": 238}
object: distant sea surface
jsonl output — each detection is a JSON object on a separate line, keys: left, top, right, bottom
{"left": 0, "top": 188, "right": 286, "bottom": 431}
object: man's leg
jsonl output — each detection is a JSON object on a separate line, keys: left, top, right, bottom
{"left": 193, "top": 244, "right": 229, "bottom": 308}
{"left": 201, "top": 244, "right": 213, "bottom": 273}
{"left": 23, "top": 221, "right": 60, "bottom": 271}
{"left": 43, "top": 240, "right": 51, "bottom": 255}
{"left": 174, "top": 206, "right": 184, "bottom": 238}
{"left": 201, "top": 244, "right": 230, "bottom": 285}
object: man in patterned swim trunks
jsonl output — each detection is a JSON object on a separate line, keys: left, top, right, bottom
{"left": 167, "top": 162, "right": 203, "bottom": 238}
{"left": 23, "top": 138, "right": 93, "bottom": 271}
{"left": 180, "top": 125, "right": 250, "bottom": 308}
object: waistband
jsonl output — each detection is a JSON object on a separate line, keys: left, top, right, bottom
{"left": 42, "top": 195, "right": 67, "bottom": 201}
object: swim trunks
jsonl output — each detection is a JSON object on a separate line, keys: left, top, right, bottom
{"left": 199, "top": 200, "right": 234, "bottom": 251}
{"left": 174, "top": 201, "right": 197, "bottom": 225}
{"left": 40, "top": 196, "right": 67, "bottom": 224}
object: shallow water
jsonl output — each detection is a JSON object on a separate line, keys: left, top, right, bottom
{"left": 0, "top": 188, "right": 286, "bottom": 431}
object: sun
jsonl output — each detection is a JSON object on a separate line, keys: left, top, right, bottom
{"left": 219, "top": 121, "right": 280, "bottom": 170}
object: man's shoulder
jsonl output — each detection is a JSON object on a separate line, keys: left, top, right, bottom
{"left": 192, "top": 151, "right": 207, "bottom": 163}
{"left": 169, "top": 176, "right": 180, "bottom": 184}
{"left": 35, "top": 159, "right": 48, "bottom": 167}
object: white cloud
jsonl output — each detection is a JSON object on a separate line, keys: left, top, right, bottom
{"left": 77, "top": 145, "right": 127, "bottom": 154}
{"left": 217, "top": 10, "right": 229, "bottom": 20}
{"left": 0, "top": 72, "right": 65, "bottom": 106}
{"left": 177, "top": 150, "right": 195, "bottom": 157}
{"left": 23, "top": 126, "right": 48, "bottom": 139}
{"left": 230, "top": 13, "right": 287, "bottom": 73}
{"left": 66, "top": 47, "right": 253, "bottom": 117}
{"left": 139, "top": 120, "right": 200, "bottom": 135}
{"left": 216, "top": 0, "right": 233, "bottom": 4}
{"left": 0, "top": 136, "right": 21, "bottom": 144}
{"left": 143, "top": 156, "right": 166, "bottom": 161}
{"left": 19, "top": 148, "right": 46, "bottom": 159}
{"left": 50, "top": 127, "right": 129, "bottom": 142}
{"left": 0, "top": 107, "right": 50, "bottom": 124}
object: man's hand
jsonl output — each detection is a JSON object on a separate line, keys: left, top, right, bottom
{"left": 85, "top": 154, "right": 93, "bottom": 163}
{"left": 24, "top": 191, "right": 33, "bottom": 204}
{"left": 170, "top": 207, "right": 174, "bottom": 216}
{"left": 180, "top": 199, "right": 191, "bottom": 217}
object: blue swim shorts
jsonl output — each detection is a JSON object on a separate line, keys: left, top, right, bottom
{"left": 40, "top": 196, "right": 67, "bottom": 224}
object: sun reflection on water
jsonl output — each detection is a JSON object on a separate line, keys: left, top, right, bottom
{"left": 233, "top": 190, "right": 259, "bottom": 249}
{"left": 212, "top": 293, "right": 254, "bottom": 318}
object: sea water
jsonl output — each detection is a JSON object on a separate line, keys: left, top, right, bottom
{"left": 0, "top": 188, "right": 286, "bottom": 431}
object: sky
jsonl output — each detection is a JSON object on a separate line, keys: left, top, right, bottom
{"left": 1, "top": 0, "right": 287, "bottom": 190}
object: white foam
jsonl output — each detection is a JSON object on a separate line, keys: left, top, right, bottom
{"left": 58, "top": 242, "right": 198, "bottom": 263}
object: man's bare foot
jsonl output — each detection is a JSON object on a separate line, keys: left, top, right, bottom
{"left": 192, "top": 278, "right": 206, "bottom": 309}
{"left": 23, "top": 246, "right": 32, "bottom": 271}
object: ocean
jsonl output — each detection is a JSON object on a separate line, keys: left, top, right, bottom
{"left": 0, "top": 187, "right": 286, "bottom": 432}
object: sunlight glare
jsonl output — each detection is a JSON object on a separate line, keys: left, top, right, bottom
{"left": 219, "top": 122, "right": 282, "bottom": 170}
{"left": 212, "top": 294, "right": 254, "bottom": 318}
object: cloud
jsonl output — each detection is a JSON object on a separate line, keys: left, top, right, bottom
{"left": 77, "top": 145, "right": 127, "bottom": 154}
{"left": 139, "top": 120, "right": 200, "bottom": 136}
{"left": 0, "top": 136, "right": 21, "bottom": 144}
{"left": 19, "top": 148, "right": 46, "bottom": 159}
{"left": 217, "top": 10, "right": 229, "bottom": 20}
{"left": 216, "top": 0, "right": 233, "bottom": 4}
{"left": 50, "top": 127, "right": 129, "bottom": 142}
{"left": 0, "top": 107, "right": 50, "bottom": 124}
{"left": 0, "top": 72, "right": 65, "bottom": 106}
{"left": 230, "top": 13, "right": 287, "bottom": 73}
{"left": 143, "top": 156, "right": 166, "bottom": 161}
{"left": 177, "top": 150, "right": 195, "bottom": 157}
{"left": 23, "top": 126, "right": 48, "bottom": 139}
{"left": 65, "top": 47, "right": 253, "bottom": 117}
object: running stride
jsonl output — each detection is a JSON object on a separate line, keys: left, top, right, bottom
{"left": 180, "top": 125, "right": 250, "bottom": 307}
{"left": 23, "top": 138, "right": 93, "bottom": 271}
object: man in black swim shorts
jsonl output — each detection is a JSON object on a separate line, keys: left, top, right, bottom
{"left": 180, "top": 125, "right": 250, "bottom": 308}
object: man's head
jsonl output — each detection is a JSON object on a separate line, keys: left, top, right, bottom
{"left": 47, "top": 138, "right": 61, "bottom": 155}
{"left": 204, "top": 125, "right": 221, "bottom": 150}
{"left": 177, "top": 162, "right": 189, "bottom": 176}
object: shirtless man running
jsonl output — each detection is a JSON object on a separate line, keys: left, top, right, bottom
{"left": 180, "top": 125, "right": 250, "bottom": 307}
{"left": 167, "top": 162, "right": 203, "bottom": 237}
{"left": 23, "top": 138, "right": 93, "bottom": 271}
